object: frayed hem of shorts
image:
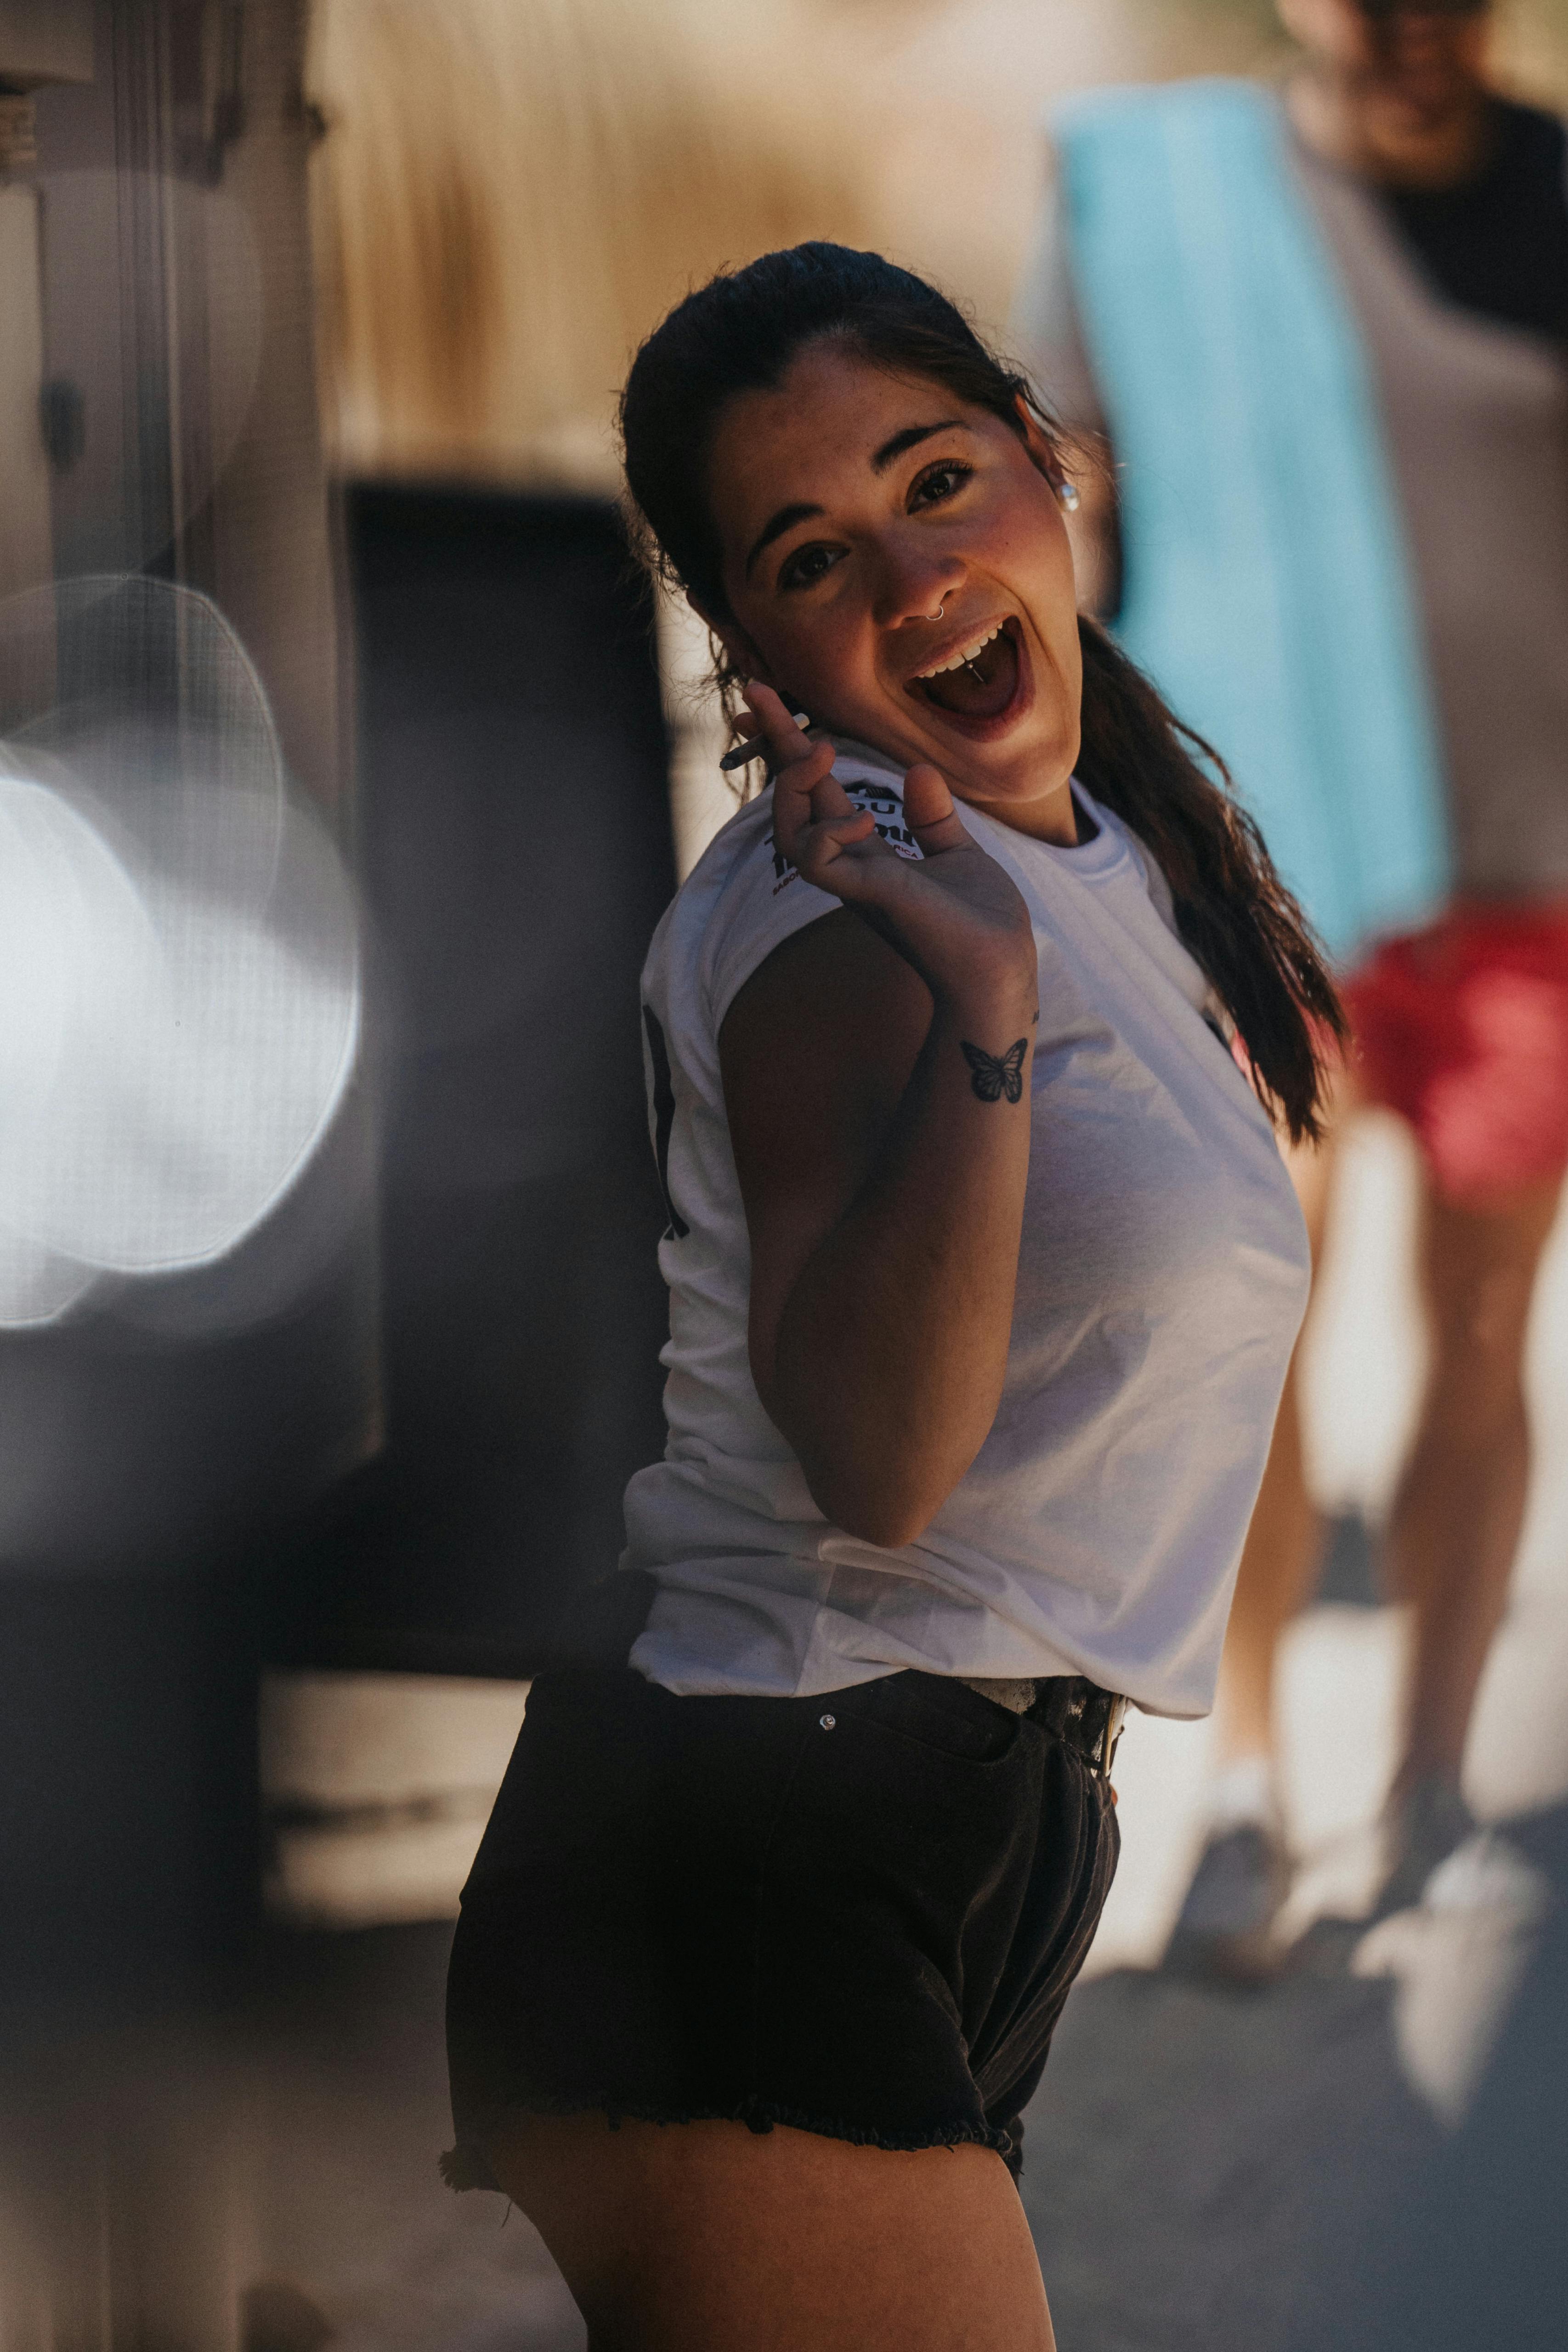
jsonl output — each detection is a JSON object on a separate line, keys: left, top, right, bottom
{"left": 441, "top": 2093, "right": 1016, "bottom": 2193}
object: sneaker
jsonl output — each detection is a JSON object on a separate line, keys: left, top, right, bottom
{"left": 1374, "top": 1775, "right": 1477, "bottom": 1920}
{"left": 1164, "top": 1820, "right": 1291, "bottom": 1983}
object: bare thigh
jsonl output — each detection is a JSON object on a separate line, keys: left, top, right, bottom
{"left": 487, "top": 2109, "right": 1057, "bottom": 2352}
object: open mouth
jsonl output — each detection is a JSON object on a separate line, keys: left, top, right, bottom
{"left": 909, "top": 616, "right": 1024, "bottom": 727}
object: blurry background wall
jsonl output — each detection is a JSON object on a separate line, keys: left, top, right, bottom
{"left": 306, "top": 0, "right": 871, "bottom": 489}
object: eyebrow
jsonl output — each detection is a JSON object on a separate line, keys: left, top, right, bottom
{"left": 742, "top": 420, "right": 969, "bottom": 581}
{"left": 871, "top": 419, "right": 963, "bottom": 472}
{"left": 744, "top": 500, "right": 821, "bottom": 581}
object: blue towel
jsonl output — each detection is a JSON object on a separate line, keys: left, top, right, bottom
{"left": 1052, "top": 78, "right": 1449, "bottom": 960}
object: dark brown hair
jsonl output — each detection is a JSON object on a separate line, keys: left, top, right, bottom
{"left": 620, "top": 242, "right": 1344, "bottom": 1140}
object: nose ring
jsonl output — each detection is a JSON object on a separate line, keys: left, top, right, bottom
{"left": 927, "top": 596, "right": 947, "bottom": 620}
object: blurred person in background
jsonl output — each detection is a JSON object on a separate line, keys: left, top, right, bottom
{"left": 442, "top": 243, "right": 1342, "bottom": 2350}
{"left": 1015, "top": 0, "right": 1568, "bottom": 1974}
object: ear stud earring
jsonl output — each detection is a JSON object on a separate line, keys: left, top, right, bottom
{"left": 1058, "top": 480, "right": 1081, "bottom": 513}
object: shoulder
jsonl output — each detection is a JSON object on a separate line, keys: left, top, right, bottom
{"left": 653, "top": 743, "right": 918, "bottom": 1040}
{"left": 1491, "top": 96, "right": 1568, "bottom": 182}
{"left": 1492, "top": 95, "right": 1566, "bottom": 146}
{"left": 640, "top": 788, "right": 771, "bottom": 1006}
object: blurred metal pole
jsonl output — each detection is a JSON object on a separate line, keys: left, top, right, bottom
{"left": 0, "top": 9, "right": 367, "bottom": 2344}
{"left": 32, "top": 0, "right": 345, "bottom": 806}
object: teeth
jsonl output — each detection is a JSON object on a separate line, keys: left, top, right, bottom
{"left": 916, "top": 621, "right": 1003, "bottom": 679}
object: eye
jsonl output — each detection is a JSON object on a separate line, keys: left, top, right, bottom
{"left": 909, "top": 459, "right": 972, "bottom": 510}
{"left": 777, "top": 540, "right": 843, "bottom": 592}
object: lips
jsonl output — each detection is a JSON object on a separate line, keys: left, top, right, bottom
{"left": 909, "top": 615, "right": 1025, "bottom": 728}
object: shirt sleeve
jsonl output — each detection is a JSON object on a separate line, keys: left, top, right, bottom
{"left": 701, "top": 766, "right": 921, "bottom": 1034}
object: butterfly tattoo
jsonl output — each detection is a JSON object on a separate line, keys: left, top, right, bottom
{"left": 961, "top": 1038, "right": 1028, "bottom": 1104}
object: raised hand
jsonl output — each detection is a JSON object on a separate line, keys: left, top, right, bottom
{"left": 742, "top": 680, "right": 1037, "bottom": 1011}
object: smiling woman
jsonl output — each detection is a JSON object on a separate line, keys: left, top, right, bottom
{"left": 443, "top": 244, "right": 1346, "bottom": 2351}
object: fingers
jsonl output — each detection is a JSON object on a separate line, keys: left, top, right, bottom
{"left": 740, "top": 680, "right": 818, "bottom": 774}
{"left": 772, "top": 741, "right": 871, "bottom": 877}
{"left": 718, "top": 711, "right": 766, "bottom": 772}
{"left": 721, "top": 691, "right": 814, "bottom": 766}
{"left": 740, "top": 691, "right": 972, "bottom": 897}
{"left": 743, "top": 681, "right": 882, "bottom": 884}
{"left": 900, "top": 762, "right": 972, "bottom": 857}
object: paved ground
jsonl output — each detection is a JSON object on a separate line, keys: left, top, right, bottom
{"left": 229, "top": 1915, "right": 1444, "bottom": 2352}
{"left": 15, "top": 1859, "right": 1554, "bottom": 2350}
{"left": 244, "top": 1927, "right": 581, "bottom": 2352}
{"left": 1021, "top": 1960, "right": 1437, "bottom": 2350}
{"left": 242, "top": 1850, "right": 1568, "bottom": 2351}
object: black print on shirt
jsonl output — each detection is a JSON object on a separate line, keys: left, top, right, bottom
{"left": 770, "top": 781, "right": 924, "bottom": 895}
{"left": 962, "top": 1038, "right": 1028, "bottom": 1104}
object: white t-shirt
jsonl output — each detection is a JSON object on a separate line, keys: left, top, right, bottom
{"left": 623, "top": 741, "right": 1309, "bottom": 1716}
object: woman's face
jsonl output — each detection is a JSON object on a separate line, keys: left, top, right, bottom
{"left": 701, "top": 341, "right": 1083, "bottom": 837}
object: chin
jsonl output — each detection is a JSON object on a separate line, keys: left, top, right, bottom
{"left": 954, "top": 731, "right": 1076, "bottom": 809}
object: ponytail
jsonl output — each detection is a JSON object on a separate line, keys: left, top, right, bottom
{"left": 1074, "top": 618, "right": 1344, "bottom": 1140}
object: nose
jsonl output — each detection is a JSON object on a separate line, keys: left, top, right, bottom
{"left": 870, "top": 540, "right": 965, "bottom": 633}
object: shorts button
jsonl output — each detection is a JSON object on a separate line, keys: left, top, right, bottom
{"left": 819, "top": 1713, "right": 836, "bottom": 1730}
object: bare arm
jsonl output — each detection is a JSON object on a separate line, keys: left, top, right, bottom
{"left": 719, "top": 689, "right": 1038, "bottom": 1549}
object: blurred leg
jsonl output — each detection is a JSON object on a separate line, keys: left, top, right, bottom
{"left": 1387, "top": 1178, "right": 1562, "bottom": 1795}
{"left": 487, "top": 2110, "right": 1056, "bottom": 2352}
{"left": 1166, "top": 1099, "right": 1347, "bottom": 1973}
{"left": 1211, "top": 1119, "right": 1340, "bottom": 1768}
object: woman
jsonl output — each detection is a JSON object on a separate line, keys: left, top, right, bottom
{"left": 444, "top": 243, "right": 1342, "bottom": 2350}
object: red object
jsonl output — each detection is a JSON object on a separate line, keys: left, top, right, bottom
{"left": 1343, "top": 900, "right": 1568, "bottom": 1205}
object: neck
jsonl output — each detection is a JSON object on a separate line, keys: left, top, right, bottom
{"left": 957, "top": 773, "right": 1081, "bottom": 848}
{"left": 1287, "top": 62, "right": 1494, "bottom": 189}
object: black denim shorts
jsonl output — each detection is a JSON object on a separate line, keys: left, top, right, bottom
{"left": 444, "top": 1665, "right": 1119, "bottom": 2190}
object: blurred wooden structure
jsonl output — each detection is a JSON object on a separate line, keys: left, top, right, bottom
{"left": 305, "top": 0, "right": 871, "bottom": 488}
